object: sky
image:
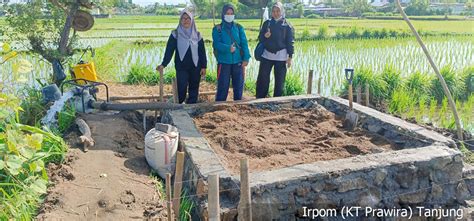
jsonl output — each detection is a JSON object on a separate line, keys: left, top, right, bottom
{"left": 132, "top": 0, "right": 189, "bottom": 6}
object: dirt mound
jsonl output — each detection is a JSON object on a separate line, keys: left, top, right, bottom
{"left": 37, "top": 111, "right": 167, "bottom": 220}
{"left": 194, "top": 105, "right": 397, "bottom": 175}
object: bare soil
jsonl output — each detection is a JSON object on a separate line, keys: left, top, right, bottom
{"left": 194, "top": 105, "right": 398, "bottom": 175}
{"left": 37, "top": 111, "right": 167, "bottom": 220}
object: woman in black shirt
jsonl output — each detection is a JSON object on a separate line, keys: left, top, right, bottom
{"left": 156, "top": 10, "right": 207, "bottom": 104}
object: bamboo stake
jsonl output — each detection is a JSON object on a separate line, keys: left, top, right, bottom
{"left": 356, "top": 85, "right": 362, "bottom": 104}
{"left": 172, "top": 78, "right": 179, "bottom": 103}
{"left": 173, "top": 152, "right": 185, "bottom": 217}
{"left": 395, "top": 0, "right": 463, "bottom": 141}
{"left": 307, "top": 70, "right": 313, "bottom": 94}
{"left": 365, "top": 83, "right": 370, "bottom": 107}
{"left": 208, "top": 174, "right": 220, "bottom": 221}
{"left": 238, "top": 159, "right": 252, "bottom": 221}
{"left": 166, "top": 173, "right": 173, "bottom": 221}
{"left": 318, "top": 77, "right": 322, "bottom": 95}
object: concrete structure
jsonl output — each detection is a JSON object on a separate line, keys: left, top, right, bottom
{"left": 162, "top": 95, "right": 472, "bottom": 220}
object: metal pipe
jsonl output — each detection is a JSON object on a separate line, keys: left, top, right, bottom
{"left": 109, "top": 91, "right": 217, "bottom": 101}
{"left": 91, "top": 101, "right": 184, "bottom": 111}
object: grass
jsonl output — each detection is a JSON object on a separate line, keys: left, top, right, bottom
{"left": 149, "top": 172, "right": 193, "bottom": 220}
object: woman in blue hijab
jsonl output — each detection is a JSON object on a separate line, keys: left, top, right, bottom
{"left": 212, "top": 4, "right": 251, "bottom": 101}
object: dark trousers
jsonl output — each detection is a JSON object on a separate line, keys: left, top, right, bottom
{"left": 256, "top": 58, "right": 287, "bottom": 98}
{"left": 176, "top": 67, "right": 201, "bottom": 104}
{"left": 215, "top": 63, "right": 244, "bottom": 101}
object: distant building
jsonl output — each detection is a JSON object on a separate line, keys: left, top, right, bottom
{"left": 1, "top": 0, "right": 30, "bottom": 3}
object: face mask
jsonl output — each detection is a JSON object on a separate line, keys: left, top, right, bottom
{"left": 224, "top": 15, "right": 235, "bottom": 23}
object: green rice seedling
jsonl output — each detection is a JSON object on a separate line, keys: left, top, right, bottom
{"left": 164, "top": 71, "right": 176, "bottom": 84}
{"left": 405, "top": 71, "right": 432, "bottom": 100}
{"left": 388, "top": 88, "right": 411, "bottom": 114}
{"left": 18, "top": 86, "right": 48, "bottom": 127}
{"left": 461, "top": 66, "right": 474, "bottom": 96}
{"left": 244, "top": 78, "right": 257, "bottom": 97}
{"left": 352, "top": 67, "right": 387, "bottom": 103}
{"left": 428, "top": 98, "right": 437, "bottom": 121}
{"left": 431, "top": 65, "right": 466, "bottom": 102}
{"left": 125, "top": 64, "right": 157, "bottom": 85}
{"left": 316, "top": 25, "right": 329, "bottom": 40}
{"left": 283, "top": 73, "right": 304, "bottom": 96}
{"left": 416, "top": 98, "right": 427, "bottom": 122}
{"left": 381, "top": 64, "right": 403, "bottom": 99}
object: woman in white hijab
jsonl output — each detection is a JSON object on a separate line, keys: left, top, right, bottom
{"left": 157, "top": 10, "right": 207, "bottom": 104}
{"left": 256, "top": 2, "right": 294, "bottom": 99}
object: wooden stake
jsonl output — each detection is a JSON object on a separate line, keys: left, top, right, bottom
{"left": 159, "top": 70, "right": 164, "bottom": 102}
{"left": 166, "top": 173, "right": 173, "bottom": 221}
{"left": 307, "top": 70, "right": 314, "bottom": 94}
{"left": 238, "top": 159, "right": 252, "bottom": 221}
{"left": 208, "top": 174, "right": 220, "bottom": 221}
{"left": 317, "top": 77, "right": 322, "bottom": 95}
{"left": 173, "top": 152, "right": 185, "bottom": 217}
{"left": 356, "top": 85, "right": 362, "bottom": 104}
{"left": 172, "top": 78, "right": 179, "bottom": 103}
{"left": 365, "top": 83, "right": 370, "bottom": 107}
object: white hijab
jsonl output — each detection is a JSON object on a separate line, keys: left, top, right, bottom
{"left": 272, "top": 2, "right": 285, "bottom": 21}
{"left": 173, "top": 10, "right": 202, "bottom": 67}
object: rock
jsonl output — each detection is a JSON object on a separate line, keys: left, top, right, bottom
{"left": 296, "top": 186, "right": 310, "bottom": 197}
{"left": 196, "top": 179, "right": 208, "bottom": 197}
{"left": 337, "top": 178, "right": 368, "bottom": 193}
{"left": 276, "top": 182, "right": 287, "bottom": 189}
{"left": 398, "top": 190, "right": 428, "bottom": 204}
{"left": 374, "top": 170, "right": 388, "bottom": 186}
{"left": 323, "top": 181, "right": 338, "bottom": 191}
{"left": 252, "top": 195, "right": 280, "bottom": 221}
{"left": 456, "top": 181, "right": 470, "bottom": 202}
{"left": 98, "top": 199, "right": 108, "bottom": 208}
{"left": 368, "top": 124, "right": 383, "bottom": 133}
{"left": 430, "top": 157, "right": 452, "bottom": 170}
{"left": 358, "top": 189, "right": 381, "bottom": 207}
{"left": 396, "top": 165, "right": 418, "bottom": 189}
{"left": 430, "top": 183, "right": 443, "bottom": 200}
{"left": 311, "top": 182, "right": 325, "bottom": 193}
{"left": 313, "top": 194, "right": 337, "bottom": 208}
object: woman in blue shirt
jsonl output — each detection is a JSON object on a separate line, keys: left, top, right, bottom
{"left": 212, "top": 4, "right": 251, "bottom": 101}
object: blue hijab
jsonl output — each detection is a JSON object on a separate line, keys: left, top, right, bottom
{"left": 221, "top": 4, "right": 235, "bottom": 29}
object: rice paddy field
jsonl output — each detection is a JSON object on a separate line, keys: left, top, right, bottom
{"left": 1, "top": 16, "right": 473, "bottom": 134}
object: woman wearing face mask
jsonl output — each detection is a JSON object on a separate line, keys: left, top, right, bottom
{"left": 156, "top": 10, "right": 207, "bottom": 104}
{"left": 256, "top": 2, "right": 294, "bottom": 99}
{"left": 212, "top": 4, "right": 251, "bottom": 101}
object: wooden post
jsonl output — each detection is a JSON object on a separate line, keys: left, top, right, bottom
{"left": 208, "top": 174, "right": 220, "bottom": 221}
{"left": 166, "top": 173, "right": 173, "bottom": 221}
{"left": 365, "top": 83, "right": 370, "bottom": 107}
{"left": 238, "top": 159, "right": 252, "bottom": 221}
{"left": 173, "top": 152, "right": 185, "bottom": 217}
{"left": 317, "top": 77, "right": 322, "bottom": 95}
{"left": 172, "top": 78, "right": 179, "bottom": 103}
{"left": 307, "top": 70, "right": 314, "bottom": 94}
{"left": 159, "top": 70, "right": 164, "bottom": 102}
{"left": 356, "top": 85, "right": 362, "bottom": 104}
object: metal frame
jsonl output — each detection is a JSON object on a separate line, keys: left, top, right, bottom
{"left": 60, "top": 78, "right": 109, "bottom": 113}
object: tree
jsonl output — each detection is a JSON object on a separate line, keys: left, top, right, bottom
{"left": 5, "top": 0, "right": 86, "bottom": 84}
{"left": 344, "top": 0, "right": 374, "bottom": 17}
